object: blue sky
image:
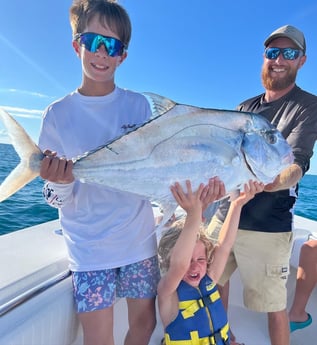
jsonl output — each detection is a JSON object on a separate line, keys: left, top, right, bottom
{"left": 0, "top": 0, "right": 316, "bottom": 174}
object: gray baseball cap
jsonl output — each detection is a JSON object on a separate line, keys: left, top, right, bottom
{"left": 264, "top": 25, "right": 306, "bottom": 54}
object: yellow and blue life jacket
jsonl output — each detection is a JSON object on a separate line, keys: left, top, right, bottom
{"left": 164, "top": 275, "right": 230, "bottom": 345}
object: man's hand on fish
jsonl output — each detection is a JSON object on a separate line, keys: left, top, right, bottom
{"left": 264, "top": 164, "right": 302, "bottom": 192}
{"left": 40, "top": 150, "right": 75, "bottom": 184}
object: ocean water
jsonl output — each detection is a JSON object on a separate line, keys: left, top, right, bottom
{"left": 0, "top": 143, "right": 316, "bottom": 235}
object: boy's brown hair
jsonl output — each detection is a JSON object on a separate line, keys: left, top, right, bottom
{"left": 70, "top": 0, "right": 132, "bottom": 48}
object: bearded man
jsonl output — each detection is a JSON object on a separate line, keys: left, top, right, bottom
{"left": 207, "top": 25, "right": 317, "bottom": 345}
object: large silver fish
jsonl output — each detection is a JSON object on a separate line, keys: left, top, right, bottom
{"left": 0, "top": 93, "right": 293, "bottom": 225}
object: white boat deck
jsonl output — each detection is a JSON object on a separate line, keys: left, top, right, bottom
{"left": 0, "top": 216, "right": 316, "bottom": 345}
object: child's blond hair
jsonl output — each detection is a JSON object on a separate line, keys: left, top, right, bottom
{"left": 158, "top": 217, "right": 216, "bottom": 274}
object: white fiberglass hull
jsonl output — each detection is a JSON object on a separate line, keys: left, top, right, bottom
{"left": 0, "top": 216, "right": 316, "bottom": 345}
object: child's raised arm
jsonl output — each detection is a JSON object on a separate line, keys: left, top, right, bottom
{"left": 207, "top": 180, "right": 264, "bottom": 283}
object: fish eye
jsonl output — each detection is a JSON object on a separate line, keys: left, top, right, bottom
{"left": 264, "top": 130, "right": 277, "bottom": 144}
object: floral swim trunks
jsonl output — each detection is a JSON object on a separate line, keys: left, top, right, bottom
{"left": 72, "top": 255, "right": 160, "bottom": 313}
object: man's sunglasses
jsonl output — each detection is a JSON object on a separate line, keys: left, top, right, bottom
{"left": 74, "top": 32, "right": 126, "bottom": 57}
{"left": 265, "top": 47, "right": 302, "bottom": 60}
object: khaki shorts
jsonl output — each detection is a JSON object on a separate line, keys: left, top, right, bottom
{"left": 207, "top": 217, "right": 293, "bottom": 312}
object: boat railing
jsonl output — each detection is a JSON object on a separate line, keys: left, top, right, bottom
{"left": 0, "top": 268, "right": 71, "bottom": 317}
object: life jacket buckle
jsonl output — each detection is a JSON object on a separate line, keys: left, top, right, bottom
{"left": 213, "top": 331, "right": 229, "bottom": 345}
{"left": 201, "top": 295, "right": 212, "bottom": 306}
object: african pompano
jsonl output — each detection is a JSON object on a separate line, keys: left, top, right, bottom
{"left": 0, "top": 93, "right": 293, "bottom": 226}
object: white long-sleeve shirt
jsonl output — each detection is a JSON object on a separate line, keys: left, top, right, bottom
{"left": 38, "top": 87, "right": 157, "bottom": 271}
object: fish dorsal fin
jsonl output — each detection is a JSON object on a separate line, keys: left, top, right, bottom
{"left": 143, "top": 92, "right": 176, "bottom": 119}
{"left": 74, "top": 92, "right": 177, "bottom": 163}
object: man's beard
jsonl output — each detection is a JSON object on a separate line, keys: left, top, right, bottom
{"left": 261, "top": 66, "right": 297, "bottom": 91}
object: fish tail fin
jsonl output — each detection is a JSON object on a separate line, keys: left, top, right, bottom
{"left": 0, "top": 108, "right": 43, "bottom": 202}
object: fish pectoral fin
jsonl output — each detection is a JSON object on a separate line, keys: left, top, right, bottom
{"left": 158, "top": 201, "right": 179, "bottom": 226}
{"left": 228, "top": 189, "right": 241, "bottom": 202}
{"left": 140, "top": 199, "right": 178, "bottom": 245}
{"left": 203, "top": 201, "right": 220, "bottom": 225}
{"left": 154, "top": 200, "right": 179, "bottom": 240}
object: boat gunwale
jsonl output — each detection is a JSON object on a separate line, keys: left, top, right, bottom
{"left": 0, "top": 268, "right": 71, "bottom": 317}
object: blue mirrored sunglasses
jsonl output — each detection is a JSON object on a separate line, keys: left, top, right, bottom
{"left": 265, "top": 47, "right": 302, "bottom": 60}
{"left": 74, "top": 32, "right": 125, "bottom": 57}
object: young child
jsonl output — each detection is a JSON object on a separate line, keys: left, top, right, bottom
{"left": 158, "top": 179, "right": 264, "bottom": 345}
{"left": 38, "top": 1, "right": 160, "bottom": 344}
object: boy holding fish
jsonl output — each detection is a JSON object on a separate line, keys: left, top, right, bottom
{"left": 38, "top": 1, "right": 166, "bottom": 344}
